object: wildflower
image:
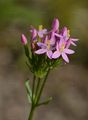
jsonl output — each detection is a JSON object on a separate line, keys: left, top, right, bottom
{"left": 52, "top": 39, "right": 75, "bottom": 63}
{"left": 21, "top": 34, "right": 27, "bottom": 45}
{"left": 35, "top": 36, "right": 54, "bottom": 59}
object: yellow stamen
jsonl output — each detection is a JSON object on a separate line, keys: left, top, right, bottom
{"left": 67, "top": 30, "right": 70, "bottom": 38}
{"left": 39, "top": 25, "right": 43, "bottom": 30}
{"left": 60, "top": 43, "right": 65, "bottom": 52}
{"left": 38, "top": 37, "right": 42, "bottom": 42}
{"left": 46, "top": 40, "right": 50, "bottom": 49}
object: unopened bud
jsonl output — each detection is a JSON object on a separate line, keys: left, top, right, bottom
{"left": 21, "top": 34, "right": 27, "bottom": 45}
{"left": 52, "top": 18, "right": 59, "bottom": 32}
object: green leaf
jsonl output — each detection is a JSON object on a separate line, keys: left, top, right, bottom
{"left": 25, "top": 79, "right": 32, "bottom": 103}
{"left": 37, "top": 97, "right": 53, "bottom": 107}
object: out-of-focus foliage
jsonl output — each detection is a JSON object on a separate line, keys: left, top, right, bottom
{"left": 0, "top": 0, "right": 42, "bottom": 48}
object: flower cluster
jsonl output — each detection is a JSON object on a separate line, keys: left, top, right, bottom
{"left": 21, "top": 18, "right": 78, "bottom": 78}
{"left": 21, "top": 18, "right": 78, "bottom": 63}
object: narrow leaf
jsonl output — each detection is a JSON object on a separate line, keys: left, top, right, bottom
{"left": 25, "top": 79, "right": 32, "bottom": 103}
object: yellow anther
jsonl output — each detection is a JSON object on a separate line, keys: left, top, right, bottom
{"left": 47, "top": 44, "right": 50, "bottom": 49}
{"left": 67, "top": 30, "right": 70, "bottom": 38}
{"left": 38, "top": 38, "right": 42, "bottom": 42}
{"left": 39, "top": 25, "right": 43, "bottom": 30}
{"left": 60, "top": 43, "right": 65, "bottom": 52}
{"left": 46, "top": 40, "right": 50, "bottom": 49}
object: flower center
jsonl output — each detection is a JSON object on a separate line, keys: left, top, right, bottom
{"left": 46, "top": 40, "right": 50, "bottom": 49}
{"left": 60, "top": 43, "right": 65, "bottom": 52}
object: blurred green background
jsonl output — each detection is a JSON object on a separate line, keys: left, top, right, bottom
{"left": 0, "top": 0, "right": 88, "bottom": 120}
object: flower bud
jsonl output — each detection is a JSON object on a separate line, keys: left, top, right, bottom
{"left": 21, "top": 34, "right": 27, "bottom": 45}
{"left": 52, "top": 18, "right": 59, "bottom": 32}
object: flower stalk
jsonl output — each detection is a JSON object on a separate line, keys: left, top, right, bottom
{"left": 27, "top": 70, "right": 50, "bottom": 120}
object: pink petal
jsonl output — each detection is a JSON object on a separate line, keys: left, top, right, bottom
{"left": 54, "top": 33, "right": 62, "bottom": 38}
{"left": 50, "top": 32, "right": 55, "bottom": 45}
{"left": 52, "top": 51, "right": 60, "bottom": 59}
{"left": 59, "top": 38, "right": 65, "bottom": 48}
{"left": 44, "top": 36, "right": 48, "bottom": 43}
{"left": 42, "top": 29, "right": 47, "bottom": 34}
{"left": 38, "top": 31, "right": 43, "bottom": 38}
{"left": 71, "top": 41, "right": 77, "bottom": 46}
{"left": 71, "top": 38, "right": 79, "bottom": 41}
{"left": 47, "top": 50, "right": 53, "bottom": 59}
{"left": 56, "top": 42, "right": 59, "bottom": 50}
{"left": 35, "top": 49, "right": 47, "bottom": 54}
{"left": 64, "top": 49, "right": 75, "bottom": 54}
{"left": 30, "top": 28, "right": 37, "bottom": 40}
{"left": 62, "top": 52, "right": 69, "bottom": 63}
{"left": 66, "top": 40, "right": 71, "bottom": 48}
{"left": 37, "top": 42, "right": 47, "bottom": 48}
{"left": 63, "top": 27, "right": 68, "bottom": 37}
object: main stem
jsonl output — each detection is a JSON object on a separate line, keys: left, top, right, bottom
{"left": 28, "top": 106, "right": 35, "bottom": 120}
{"left": 28, "top": 75, "right": 36, "bottom": 120}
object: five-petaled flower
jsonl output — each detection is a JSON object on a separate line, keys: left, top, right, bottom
{"left": 35, "top": 36, "right": 54, "bottom": 59}
{"left": 52, "top": 39, "right": 75, "bottom": 63}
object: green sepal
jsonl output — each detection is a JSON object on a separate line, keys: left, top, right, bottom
{"left": 24, "top": 44, "right": 33, "bottom": 68}
{"left": 25, "top": 79, "right": 32, "bottom": 103}
{"left": 50, "top": 58, "right": 62, "bottom": 69}
{"left": 24, "top": 45, "right": 30, "bottom": 58}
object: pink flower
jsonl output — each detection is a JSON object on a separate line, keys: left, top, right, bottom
{"left": 52, "top": 39, "right": 75, "bottom": 63}
{"left": 35, "top": 36, "right": 54, "bottom": 59}
{"left": 21, "top": 34, "right": 27, "bottom": 45}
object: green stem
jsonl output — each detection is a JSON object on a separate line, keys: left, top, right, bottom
{"left": 28, "top": 106, "right": 35, "bottom": 120}
{"left": 36, "top": 69, "right": 50, "bottom": 104}
{"left": 28, "top": 75, "right": 36, "bottom": 120}
{"left": 32, "top": 75, "right": 36, "bottom": 104}
{"left": 35, "top": 78, "right": 41, "bottom": 103}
